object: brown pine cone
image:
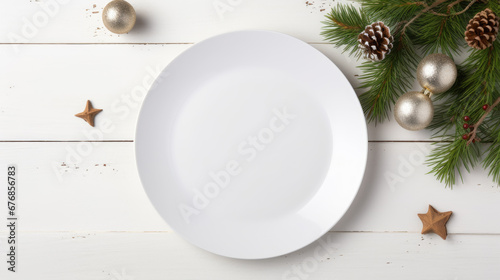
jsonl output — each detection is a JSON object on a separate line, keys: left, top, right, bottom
{"left": 465, "top": 8, "right": 499, "bottom": 50}
{"left": 357, "top": 21, "right": 394, "bottom": 61}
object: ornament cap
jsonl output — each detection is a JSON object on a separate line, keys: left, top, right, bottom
{"left": 422, "top": 88, "right": 433, "bottom": 97}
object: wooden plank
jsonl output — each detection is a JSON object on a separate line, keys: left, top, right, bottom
{"left": 0, "top": 231, "right": 498, "bottom": 279}
{"left": 0, "top": 0, "right": 350, "bottom": 44}
{"left": 0, "top": 142, "right": 498, "bottom": 233}
{"left": 0, "top": 44, "right": 441, "bottom": 141}
{"left": 0, "top": 44, "right": 187, "bottom": 141}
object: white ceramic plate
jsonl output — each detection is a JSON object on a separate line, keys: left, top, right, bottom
{"left": 136, "top": 30, "right": 367, "bottom": 259}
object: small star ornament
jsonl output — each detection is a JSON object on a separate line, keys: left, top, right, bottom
{"left": 75, "top": 100, "right": 103, "bottom": 127}
{"left": 418, "top": 205, "right": 452, "bottom": 240}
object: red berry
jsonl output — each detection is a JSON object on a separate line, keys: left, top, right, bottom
{"left": 462, "top": 134, "right": 469, "bottom": 140}
{"left": 463, "top": 123, "right": 469, "bottom": 129}
{"left": 464, "top": 116, "right": 470, "bottom": 122}
{"left": 483, "top": 104, "right": 489, "bottom": 110}
{"left": 472, "top": 139, "right": 476, "bottom": 143}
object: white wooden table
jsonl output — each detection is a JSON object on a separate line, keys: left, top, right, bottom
{"left": 1, "top": 1, "right": 499, "bottom": 279}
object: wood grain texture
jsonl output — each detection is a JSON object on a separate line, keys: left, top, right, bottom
{"left": 0, "top": 142, "right": 497, "bottom": 233}
{"left": 0, "top": 44, "right": 438, "bottom": 142}
{"left": 0, "top": 0, "right": 343, "bottom": 44}
{"left": 0, "top": 0, "right": 497, "bottom": 277}
{"left": 0, "top": 231, "right": 498, "bottom": 280}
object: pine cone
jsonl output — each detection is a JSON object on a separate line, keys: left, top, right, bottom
{"left": 357, "top": 22, "right": 394, "bottom": 61}
{"left": 465, "top": 8, "right": 499, "bottom": 50}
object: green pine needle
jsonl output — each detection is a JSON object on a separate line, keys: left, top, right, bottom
{"left": 358, "top": 33, "right": 420, "bottom": 123}
{"left": 321, "top": 4, "right": 371, "bottom": 56}
{"left": 412, "top": 10, "right": 469, "bottom": 57}
{"left": 362, "top": 0, "right": 425, "bottom": 27}
{"left": 484, "top": 139, "right": 500, "bottom": 183}
{"left": 427, "top": 131, "right": 481, "bottom": 188}
{"left": 484, "top": 111, "right": 500, "bottom": 183}
{"left": 322, "top": 0, "right": 500, "bottom": 187}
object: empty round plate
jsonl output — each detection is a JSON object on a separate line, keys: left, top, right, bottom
{"left": 135, "top": 30, "right": 367, "bottom": 259}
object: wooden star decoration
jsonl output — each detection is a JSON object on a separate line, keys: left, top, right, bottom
{"left": 75, "top": 100, "right": 102, "bottom": 127}
{"left": 418, "top": 205, "right": 452, "bottom": 240}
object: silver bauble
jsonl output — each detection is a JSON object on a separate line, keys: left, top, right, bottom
{"left": 102, "top": 0, "right": 136, "bottom": 34}
{"left": 416, "top": 53, "right": 457, "bottom": 94}
{"left": 394, "top": 91, "right": 434, "bottom": 131}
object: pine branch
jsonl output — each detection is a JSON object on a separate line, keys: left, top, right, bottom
{"left": 411, "top": 3, "right": 471, "bottom": 57}
{"left": 481, "top": 108, "right": 500, "bottom": 142}
{"left": 427, "top": 129, "right": 481, "bottom": 187}
{"left": 361, "top": 0, "right": 425, "bottom": 26}
{"left": 428, "top": 66, "right": 467, "bottom": 133}
{"left": 321, "top": 0, "right": 500, "bottom": 187}
{"left": 358, "top": 32, "right": 420, "bottom": 123}
{"left": 428, "top": 0, "right": 478, "bottom": 16}
{"left": 459, "top": 42, "right": 500, "bottom": 107}
{"left": 401, "top": 0, "right": 450, "bottom": 35}
{"left": 484, "top": 137, "right": 500, "bottom": 183}
{"left": 321, "top": 4, "right": 371, "bottom": 56}
{"left": 467, "top": 97, "right": 500, "bottom": 144}
{"left": 484, "top": 109, "right": 500, "bottom": 183}
{"left": 428, "top": 40, "right": 500, "bottom": 186}
{"left": 418, "top": 1, "right": 500, "bottom": 187}
{"left": 321, "top": 4, "right": 420, "bottom": 123}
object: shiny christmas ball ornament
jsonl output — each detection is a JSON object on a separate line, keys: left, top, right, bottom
{"left": 394, "top": 91, "right": 434, "bottom": 131}
{"left": 102, "top": 0, "right": 136, "bottom": 34}
{"left": 416, "top": 53, "right": 457, "bottom": 94}
{"left": 395, "top": 53, "right": 458, "bottom": 131}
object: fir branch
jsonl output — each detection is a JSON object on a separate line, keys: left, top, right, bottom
{"left": 427, "top": 130, "right": 481, "bottom": 187}
{"left": 448, "top": 0, "right": 477, "bottom": 14}
{"left": 395, "top": 0, "right": 474, "bottom": 16}
{"left": 411, "top": 2, "right": 472, "bottom": 57}
{"left": 481, "top": 107, "right": 500, "bottom": 142}
{"left": 429, "top": 43, "right": 500, "bottom": 131}
{"left": 428, "top": 66, "right": 467, "bottom": 133}
{"left": 400, "top": 0, "right": 450, "bottom": 35}
{"left": 361, "top": 0, "right": 425, "bottom": 27}
{"left": 484, "top": 138, "right": 500, "bottom": 184}
{"left": 459, "top": 42, "right": 500, "bottom": 115}
{"left": 413, "top": 15, "right": 465, "bottom": 57}
{"left": 358, "top": 33, "right": 420, "bottom": 123}
{"left": 428, "top": 0, "right": 478, "bottom": 15}
{"left": 486, "top": 1, "right": 500, "bottom": 14}
{"left": 407, "top": 0, "right": 483, "bottom": 57}
{"left": 484, "top": 111, "right": 500, "bottom": 183}
{"left": 467, "top": 97, "right": 500, "bottom": 144}
{"left": 428, "top": 38, "right": 500, "bottom": 187}
{"left": 447, "top": 0, "right": 467, "bottom": 11}
{"left": 321, "top": 4, "right": 371, "bottom": 56}
{"left": 322, "top": 0, "right": 500, "bottom": 187}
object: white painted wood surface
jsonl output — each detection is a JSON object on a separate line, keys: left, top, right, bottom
{"left": 0, "top": 232, "right": 498, "bottom": 280}
{"left": 0, "top": 0, "right": 341, "bottom": 44}
{"left": 0, "top": 0, "right": 498, "bottom": 279}
{"left": 0, "top": 44, "right": 432, "bottom": 142}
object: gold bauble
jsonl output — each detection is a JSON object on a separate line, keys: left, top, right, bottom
{"left": 394, "top": 91, "right": 434, "bottom": 131}
{"left": 416, "top": 53, "right": 457, "bottom": 94}
{"left": 102, "top": 0, "right": 136, "bottom": 34}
